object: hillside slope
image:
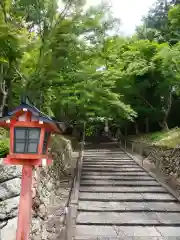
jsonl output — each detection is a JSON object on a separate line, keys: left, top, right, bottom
{"left": 130, "top": 128, "right": 180, "bottom": 148}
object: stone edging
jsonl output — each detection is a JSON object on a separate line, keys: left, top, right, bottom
{"left": 65, "top": 150, "right": 84, "bottom": 240}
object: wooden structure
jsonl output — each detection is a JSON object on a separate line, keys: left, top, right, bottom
{"left": 0, "top": 97, "right": 65, "bottom": 240}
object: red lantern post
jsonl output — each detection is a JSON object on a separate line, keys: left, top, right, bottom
{"left": 0, "top": 97, "right": 65, "bottom": 240}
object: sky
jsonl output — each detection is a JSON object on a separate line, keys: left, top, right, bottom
{"left": 86, "top": 0, "right": 156, "bottom": 35}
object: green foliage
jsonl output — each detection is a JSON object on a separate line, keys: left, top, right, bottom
{"left": 2, "top": 0, "right": 180, "bottom": 137}
{"left": 136, "top": 0, "right": 180, "bottom": 44}
{"left": 131, "top": 127, "right": 180, "bottom": 148}
{"left": 169, "top": 4, "right": 180, "bottom": 27}
{"left": 0, "top": 128, "right": 9, "bottom": 157}
{"left": 0, "top": 138, "right": 9, "bottom": 157}
{"left": 0, "top": 0, "right": 135, "bottom": 124}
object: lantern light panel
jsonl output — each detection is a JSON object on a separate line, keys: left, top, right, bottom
{"left": 14, "top": 127, "right": 40, "bottom": 154}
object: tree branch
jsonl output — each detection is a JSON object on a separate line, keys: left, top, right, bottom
{"left": 0, "top": 65, "right": 8, "bottom": 117}
{"left": 54, "top": 0, "right": 74, "bottom": 28}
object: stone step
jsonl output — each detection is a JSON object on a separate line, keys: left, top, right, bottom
{"left": 79, "top": 192, "right": 175, "bottom": 201}
{"left": 84, "top": 154, "right": 127, "bottom": 157}
{"left": 82, "top": 172, "right": 148, "bottom": 176}
{"left": 75, "top": 148, "right": 180, "bottom": 239}
{"left": 84, "top": 157, "right": 128, "bottom": 159}
{"left": 82, "top": 166, "right": 140, "bottom": 170}
{"left": 79, "top": 186, "right": 167, "bottom": 193}
{"left": 78, "top": 201, "right": 180, "bottom": 212}
{"left": 80, "top": 183, "right": 160, "bottom": 187}
{"left": 75, "top": 229, "right": 145, "bottom": 240}
{"left": 85, "top": 148, "right": 122, "bottom": 150}
{"left": 83, "top": 162, "right": 140, "bottom": 168}
{"left": 80, "top": 180, "right": 159, "bottom": 186}
{"left": 82, "top": 168, "right": 144, "bottom": 172}
{"left": 83, "top": 156, "right": 133, "bottom": 161}
{"left": 81, "top": 175, "right": 153, "bottom": 180}
{"left": 84, "top": 151, "right": 125, "bottom": 153}
{"left": 84, "top": 152, "right": 124, "bottom": 154}
{"left": 84, "top": 154, "right": 130, "bottom": 156}
{"left": 83, "top": 161, "right": 136, "bottom": 165}
{"left": 75, "top": 236, "right": 122, "bottom": 240}
{"left": 81, "top": 178, "right": 155, "bottom": 182}
{"left": 84, "top": 152, "right": 125, "bottom": 155}
{"left": 83, "top": 162, "right": 134, "bottom": 165}
{"left": 84, "top": 151, "right": 129, "bottom": 153}
{"left": 83, "top": 156, "right": 132, "bottom": 161}
{"left": 76, "top": 212, "right": 180, "bottom": 225}
{"left": 75, "top": 225, "right": 180, "bottom": 238}
{"left": 84, "top": 151, "right": 127, "bottom": 153}
{"left": 84, "top": 154, "right": 127, "bottom": 156}
{"left": 82, "top": 164, "right": 139, "bottom": 168}
{"left": 84, "top": 157, "right": 132, "bottom": 159}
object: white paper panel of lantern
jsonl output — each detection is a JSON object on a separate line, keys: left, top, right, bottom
{"left": 31, "top": 115, "right": 39, "bottom": 122}
{"left": 18, "top": 113, "right": 26, "bottom": 121}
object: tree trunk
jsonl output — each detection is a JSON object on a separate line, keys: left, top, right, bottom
{"left": 135, "top": 123, "right": 139, "bottom": 135}
{"left": 159, "top": 90, "right": 172, "bottom": 132}
{"left": 0, "top": 65, "right": 8, "bottom": 117}
{"left": 104, "top": 118, "right": 109, "bottom": 136}
{"left": 6, "top": 76, "right": 12, "bottom": 111}
{"left": 159, "top": 120, "right": 169, "bottom": 132}
{"left": 145, "top": 117, "right": 149, "bottom": 133}
{"left": 125, "top": 125, "right": 127, "bottom": 137}
{"left": 0, "top": 92, "right": 7, "bottom": 117}
{"left": 72, "top": 126, "right": 79, "bottom": 138}
{"left": 115, "top": 128, "right": 122, "bottom": 139}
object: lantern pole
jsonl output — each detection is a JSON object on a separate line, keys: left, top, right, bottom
{"left": 16, "top": 165, "right": 33, "bottom": 240}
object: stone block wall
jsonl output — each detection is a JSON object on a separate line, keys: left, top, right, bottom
{"left": 145, "top": 146, "right": 180, "bottom": 179}
{"left": 0, "top": 159, "right": 22, "bottom": 240}
{"left": 126, "top": 140, "right": 180, "bottom": 179}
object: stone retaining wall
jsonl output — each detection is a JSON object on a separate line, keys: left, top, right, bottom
{"left": 0, "top": 161, "right": 21, "bottom": 240}
{"left": 144, "top": 146, "right": 180, "bottom": 179}
{"left": 126, "top": 140, "right": 180, "bottom": 179}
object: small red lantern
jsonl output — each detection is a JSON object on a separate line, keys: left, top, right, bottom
{"left": 0, "top": 96, "right": 65, "bottom": 240}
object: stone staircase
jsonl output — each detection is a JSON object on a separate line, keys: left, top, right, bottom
{"left": 74, "top": 147, "right": 180, "bottom": 239}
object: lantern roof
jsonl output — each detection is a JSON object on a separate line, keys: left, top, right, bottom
{"left": 0, "top": 96, "right": 66, "bottom": 133}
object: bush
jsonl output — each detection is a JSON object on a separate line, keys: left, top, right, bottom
{"left": 0, "top": 138, "right": 9, "bottom": 158}
{"left": 0, "top": 128, "right": 9, "bottom": 138}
